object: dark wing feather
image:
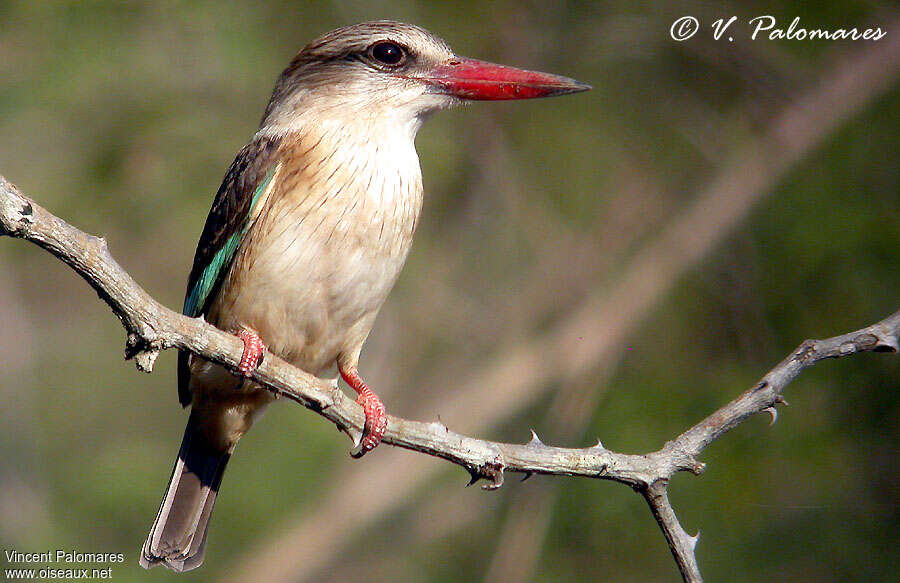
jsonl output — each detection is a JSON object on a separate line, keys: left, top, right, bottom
{"left": 177, "top": 134, "right": 282, "bottom": 406}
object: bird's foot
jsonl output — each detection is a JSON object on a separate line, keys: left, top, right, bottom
{"left": 352, "top": 387, "right": 387, "bottom": 458}
{"left": 339, "top": 367, "right": 387, "bottom": 458}
{"left": 234, "top": 328, "right": 266, "bottom": 376}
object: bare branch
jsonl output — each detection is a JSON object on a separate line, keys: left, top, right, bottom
{"left": 2, "top": 174, "right": 898, "bottom": 582}
{"left": 643, "top": 481, "right": 701, "bottom": 583}
{"left": 675, "top": 322, "right": 900, "bottom": 461}
{"left": 633, "top": 311, "right": 900, "bottom": 579}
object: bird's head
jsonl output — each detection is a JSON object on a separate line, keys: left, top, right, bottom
{"left": 260, "top": 21, "right": 590, "bottom": 135}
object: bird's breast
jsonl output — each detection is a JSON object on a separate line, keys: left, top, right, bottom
{"left": 211, "top": 128, "right": 424, "bottom": 373}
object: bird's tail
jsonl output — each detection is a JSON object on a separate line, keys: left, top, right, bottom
{"left": 140, "top": 413, "right": 232, "bottom": 572}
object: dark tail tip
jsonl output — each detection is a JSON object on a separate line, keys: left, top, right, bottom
{"left": 140, "top": 415, "right": 231, "bottom": 572}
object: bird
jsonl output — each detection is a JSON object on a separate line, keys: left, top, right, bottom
{"left": 140, "top": 20, "right": 589, "bottom": 572}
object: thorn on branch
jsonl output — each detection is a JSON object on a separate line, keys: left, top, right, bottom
{"left": 521, "top": 471, "right": 533, "bottom": 482}
{"left": 433, "top": 415, "right": 449, "bottom": 432}
{"left": 527, "top": 429, "right": 544, "bottom": 447}
{"left": 763, "top": 406, "right": 778, "bottom": 425}
{"left": 592, "top": 438, "right": 604, "bottom": 450}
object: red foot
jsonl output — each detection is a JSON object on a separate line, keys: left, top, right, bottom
{"left": 235, "top": 328, "right": 266, "bottom": 376}
{"left": 339, "top": 366, "right": 387, "bottom": 458}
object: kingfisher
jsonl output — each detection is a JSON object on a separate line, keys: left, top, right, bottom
{"left": 140, "top": 20, "right": 588, "bottom": 571}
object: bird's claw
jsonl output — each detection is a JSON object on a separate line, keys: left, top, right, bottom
{"left": 349, "top": 390, "right": 386, "bottom": 458}
{"left": 235, "top": 328, "right": 266, "bottom": 376}
{"left": 339, "top": 367, "right": 387, "bottom": 458}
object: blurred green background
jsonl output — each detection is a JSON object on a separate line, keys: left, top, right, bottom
{"left": 1, "top": 1, "right": 897, "bottom": 582}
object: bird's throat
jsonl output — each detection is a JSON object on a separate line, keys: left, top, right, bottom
{"left": 286, "top": 116, "right": 423, "bottom": 240}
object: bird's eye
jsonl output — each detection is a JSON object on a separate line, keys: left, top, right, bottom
{"left": 369, "top": 42, "right": 406, "bottom": 67}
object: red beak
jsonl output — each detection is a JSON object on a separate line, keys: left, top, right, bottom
{"left": 421, "top": 57, "right": 590, "bottom": 100}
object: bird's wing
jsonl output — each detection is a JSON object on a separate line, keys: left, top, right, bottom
{"left": 177, "top": 134, "right": 282, "bottom": 405}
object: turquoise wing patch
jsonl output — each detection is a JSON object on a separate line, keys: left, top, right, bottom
{"left": 183, "top": 166, "right": 277, "bottom": 317}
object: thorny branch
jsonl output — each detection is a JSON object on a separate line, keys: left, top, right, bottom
{"left": 2, "top": 174, "right": 898, "bottom": 583}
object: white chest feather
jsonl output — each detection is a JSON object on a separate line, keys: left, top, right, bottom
{"left": 210, "top": 120, "right": 423, "bottom": 373}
